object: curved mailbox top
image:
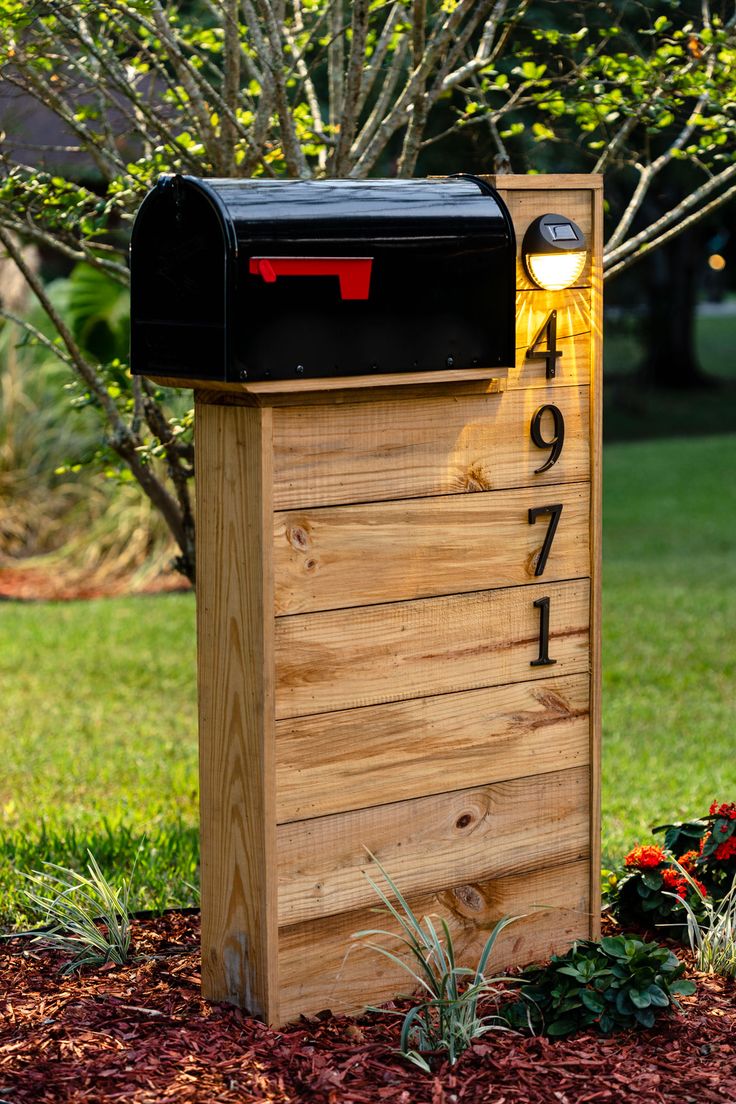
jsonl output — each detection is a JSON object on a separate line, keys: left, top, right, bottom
{"left": 130, "top": 173, "right": 515, "bottom": 384}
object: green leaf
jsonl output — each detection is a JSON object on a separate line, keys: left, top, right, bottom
{"left": 581, "top": 989, "right": 605, "bottom": 1013}
{"left": 634, "top": 1006, "right": 656, "bottom": 1028}
{"left": 646, "top": 984, "right": 670, "bottom": 1008}
{"left": 547, "top": 1017, "right": 578, "bottom": 1037}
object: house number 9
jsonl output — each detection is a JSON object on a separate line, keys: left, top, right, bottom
{"left": 530, "top": 404, "right": 565, "bottom": 473}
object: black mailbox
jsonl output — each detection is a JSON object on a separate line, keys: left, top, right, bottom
{"left": 130, "top": 174, "right": 515, "bottom": 383}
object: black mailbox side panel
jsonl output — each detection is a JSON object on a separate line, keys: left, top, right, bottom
{"left": 130, "top": 175, "right": 515, "bottom": 383}
{"left": 130, "top": 176, "right": 232, "bottom": 381}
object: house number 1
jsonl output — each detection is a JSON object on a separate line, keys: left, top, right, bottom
{"left": 531, "top": 595, "right": 557, "bottom": 667}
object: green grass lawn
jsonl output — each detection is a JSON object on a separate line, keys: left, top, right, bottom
{"left": 601, "top": 433, "right": 736, "bottom": 862}
{"left": 1, "top": 434, "right": 734, "bottom": 926}
{"left": 0, "top": 594, "right": 199, "bottom": 925}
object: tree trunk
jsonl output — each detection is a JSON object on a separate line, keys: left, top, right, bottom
{"left": 638, "top": 228, "right": 712, "bottom": 389}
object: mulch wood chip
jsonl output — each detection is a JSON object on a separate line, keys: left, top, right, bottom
{"left": 1, "top": 912, "right": 735, "bottom": 1103}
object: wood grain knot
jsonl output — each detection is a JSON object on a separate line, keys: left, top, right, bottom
{"left": 287, "top": 525, "right": 310, "bottom": 551}
{"left": 455, "top": 813, "right": 473, "bottom": 830}
{"left": 462, "top": 465, "right": 491, "bottom": 492}
{"left": 451, "top": 884, "right": 484, "bottom": 913}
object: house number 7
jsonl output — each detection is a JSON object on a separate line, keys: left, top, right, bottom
{"left": 528, "top": 503, "right": 563, "bottom": 576}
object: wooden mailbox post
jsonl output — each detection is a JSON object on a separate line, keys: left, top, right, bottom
{"left": 139, "top": 172, "right": 602, "bottom": 1026}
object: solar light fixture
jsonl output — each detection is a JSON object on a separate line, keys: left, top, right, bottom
{"left": 522, "top": 213, "right": 587, "bottom": 291}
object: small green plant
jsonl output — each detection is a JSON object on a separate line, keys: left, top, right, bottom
{"left": 15, "top": 850, "right": 134, "bottom": 974}
{"left": 505, "top": 935, "right": 695, "bottom": 1038}
{"left": 667, "top": 861, "right": 736, "bottom": 979}
{"left": 353, "top": 853, "right": 519, "bottom": 1071}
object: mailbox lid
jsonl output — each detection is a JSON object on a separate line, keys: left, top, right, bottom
{"left": 130, "top": 174, "right": 515, "bottom": 383}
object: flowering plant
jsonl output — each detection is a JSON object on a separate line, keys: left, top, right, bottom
{"left": 654, "top": 800, "right": 736, "bottom": 901}
{"left": 611, "top": 843, "right": 708, "bottom": 931}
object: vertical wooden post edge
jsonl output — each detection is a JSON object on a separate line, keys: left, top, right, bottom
{"left": 589, "top": 180, "right": 604, "bottom": 938}
{"left": 195, "top": 399, "right": 279, "bottom": 1022}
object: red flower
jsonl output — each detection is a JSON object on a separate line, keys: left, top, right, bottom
{"left": 714, "top": 837, "right": 736, "bottom": 862}
{"left": 710, "top": 801, "right": 736, "bottom": 820}
{"left": 662, "top": 868, "right": 707, "bottom": 899}
{"left": 624, "top": 844, "right": 666, "bottom": 870}
{"left": 662, "top": 869, "right": 688, "bottom": 898}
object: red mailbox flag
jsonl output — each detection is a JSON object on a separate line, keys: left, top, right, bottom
{"left": 249, "top": 256, "right": 373, "bottom": 300}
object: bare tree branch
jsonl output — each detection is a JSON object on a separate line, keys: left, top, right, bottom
{"left": 333, "top": 0, "right": 371, "bottom": 174}
{"left": 328, "top": 0, "right": 346, "bottom": 133}
{"left": 254, "top": 0, "right": 310, "bottom": 176}
{"left": 605, "top": 179, "right": 736, "bottom": 281}
{"left": 604, "top": 162, "right": 736, "bottom": 270}
{"left": 0, "top": 308, "right": 74, "bottom": 367}
{"left": 356, "top": 4, "right": 403, "bottom": 116}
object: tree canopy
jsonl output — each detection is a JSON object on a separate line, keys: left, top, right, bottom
{"left": 1, "top": 0, "right": 735, "bottom": 579}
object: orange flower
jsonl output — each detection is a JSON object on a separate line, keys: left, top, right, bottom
{"left": 677, "top": 850, "right": 699, "bottom": 873}
{"left": 624, "top": 844, "right": 666, "bottom": 870}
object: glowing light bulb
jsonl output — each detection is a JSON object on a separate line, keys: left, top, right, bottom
{"left": 526, "top": 250, "right": 587, "bottom": 292}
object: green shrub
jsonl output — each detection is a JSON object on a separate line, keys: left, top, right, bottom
{"left": 505, "top": 935, "right": 695, "bottom": 1038}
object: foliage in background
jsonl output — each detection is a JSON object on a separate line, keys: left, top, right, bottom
{"left": 14, "top": 850, "right": 133, "bottom": 974}
{"left": 0, "top": 265, "right": 182, "bottom": 591}
{"left": 354, "top": 853, "right": 518, "bottom": 1071}
{"left": 1, "top": 0, "right": 735, "bottom": 578}
{"left": 505, "top": 936, "right": 696, "bottom": 1037}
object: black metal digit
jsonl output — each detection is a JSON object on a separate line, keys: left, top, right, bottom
{"left": 527, "top": 310, "right": 562, "bottom": 379}
{"left": 528, "top": 503, "right": 563, "bottom": 576}
{"left": 531, "top": 596, "right": 557, "bottom": 667}
{"left": 530, "top": 404, "right": 565, "bottom": 473}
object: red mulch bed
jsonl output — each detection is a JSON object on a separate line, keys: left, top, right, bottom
{"left": 0, "top": 566, "right": 191, "bottom": 601}
{"left": 1, "top": 913, "right": 735, "bottom": 1103}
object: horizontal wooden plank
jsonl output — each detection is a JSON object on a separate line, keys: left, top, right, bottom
{"left": 483, "top": 173, "right": 603, "bottom": 192}
{"left": 275, "top": 578, "right": 590, "bottom": 719}
{"left": 274, "top": 483, "right": 589, "bottom": 615}
{"left": 274, "top": 483, "right": 589, "bottom": 616}
{"left": 277, "top": 765, "right": 589, "bottom": 926}
{"left": 508, "top": 288, "right": 591, "bottom": 391}
{"left": 160, "top": 372, "right": 507, "bottom": 408}
{"left": 275, "top": 671, "right": 590, "bottom": 823}
{"left": 496, "top": 190, "right": 592, "bottom": 292}
{"left": 272, "top": 385, "right": 590, "bottom": 509}
{"left": 278, "top": 857, "right": 591, "bottom": 1021}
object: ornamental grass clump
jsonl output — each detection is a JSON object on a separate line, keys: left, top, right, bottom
{"left": 353, "top": 853, "right": 519, "bottom": 1071}
{"left": 505, "top": 935, "right": 695, "bottom": 1038}
{"left": 16, "top": 850, "right": 133, "bottom": 974}
{"left": 666, "top": 861, "right": 736, "bottom": 979}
